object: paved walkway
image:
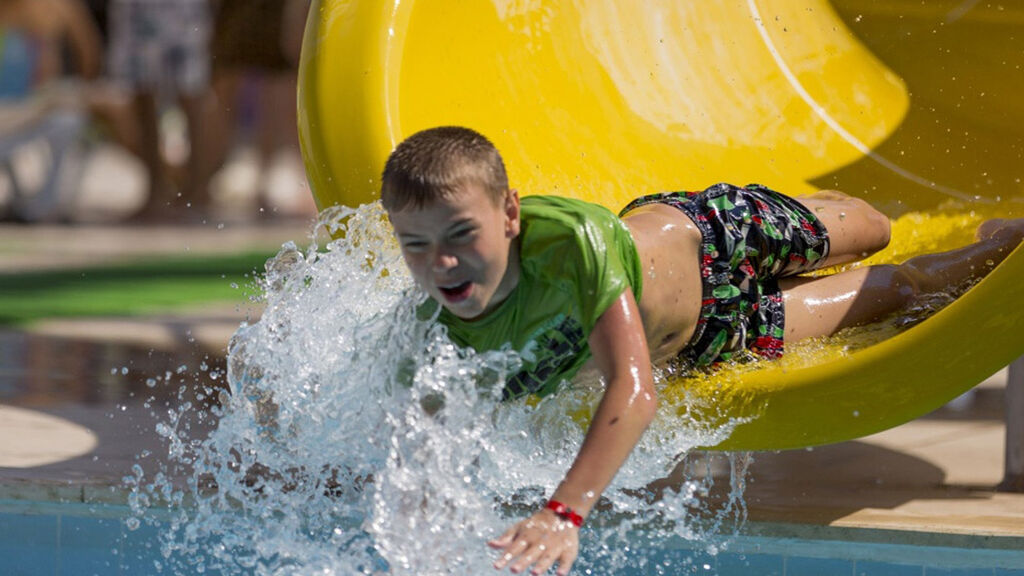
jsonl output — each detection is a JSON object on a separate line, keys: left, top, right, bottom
{"left": 0, "top": 221, "right": 1022, "bottom": 551}
{"left": 0, "top": 219, "right": 315, "bottom": 273}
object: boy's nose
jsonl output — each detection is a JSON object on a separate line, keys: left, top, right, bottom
{"left": 431, "top": 249, "right": 458, "bottom": 272}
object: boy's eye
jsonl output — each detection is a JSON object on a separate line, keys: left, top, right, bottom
{"left": 401, "top": 240, "right": 428, "bottom": 252}
{"left": 450, "top": 227, "right": 476, "bottom": 242}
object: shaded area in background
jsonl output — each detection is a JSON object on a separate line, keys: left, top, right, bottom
{"left": 819, "top": 0, "right": 1024, "bottom": 215}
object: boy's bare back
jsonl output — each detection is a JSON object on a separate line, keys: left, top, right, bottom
{"left": 618, "top": 202, "right": 704, "bottom": 364}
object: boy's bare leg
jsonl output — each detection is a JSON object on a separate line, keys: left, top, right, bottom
{"left": 795, "top": 190, "right": 891, "bottom": 267}
{"left": 781, "top": 219, "right": 1024, "bottom": 342}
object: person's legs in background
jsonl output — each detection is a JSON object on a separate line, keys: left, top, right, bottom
{"left": 107, "top": 0, "right": 212, "bottom": 222}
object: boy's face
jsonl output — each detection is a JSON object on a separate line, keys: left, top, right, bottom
{"left": 388, "top": 183, "right": 521, "bottom": 320}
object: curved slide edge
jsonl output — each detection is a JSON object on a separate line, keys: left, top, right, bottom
{"left": 297, "top": 0, "right": 410, "bottom": 211}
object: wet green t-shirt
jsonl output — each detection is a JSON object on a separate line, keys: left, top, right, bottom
{"left": 433, "top": 196, "right": 642, "bottom": 399}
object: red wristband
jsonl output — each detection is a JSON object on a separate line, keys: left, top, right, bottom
{"left": 545, "top": 499, "right": 584, "bottom": 527}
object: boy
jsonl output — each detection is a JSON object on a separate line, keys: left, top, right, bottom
{"left": 382, "top": 126, "right": 1023, "bottom": 575}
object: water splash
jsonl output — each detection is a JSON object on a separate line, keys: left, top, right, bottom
{"left": 127, "top": 202, "right": 750, "bottom": 575}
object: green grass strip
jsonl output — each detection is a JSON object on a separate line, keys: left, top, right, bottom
{"left": 0, "top": 251, "right": 271, "bottom": 326}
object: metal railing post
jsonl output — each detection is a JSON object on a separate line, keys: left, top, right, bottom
{"left": 1000, "top": 356, "right": 1024, "bottom": 492}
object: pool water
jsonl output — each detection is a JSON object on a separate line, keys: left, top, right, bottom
{"left": 2, "top": 499, "right": 1022, "bottom": 575}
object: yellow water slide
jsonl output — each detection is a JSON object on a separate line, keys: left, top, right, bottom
{"left": 297, "top": 0, "right": 1024, "bottom": 450}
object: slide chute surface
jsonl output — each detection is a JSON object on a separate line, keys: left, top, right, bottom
{"left": 297, "top": 0, "right": 1024, "bottom": 450}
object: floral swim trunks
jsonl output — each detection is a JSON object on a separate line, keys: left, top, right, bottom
{"left": 620, "top": 183, "right": 831, "bottom": 366}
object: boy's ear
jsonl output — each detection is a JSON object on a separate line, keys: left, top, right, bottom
{"left": 504, "top": 189, "right": 521, "bottom": 237}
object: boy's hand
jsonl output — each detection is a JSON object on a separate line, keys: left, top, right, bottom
{"left": 488, "top": 509, "right": 580, "bottom": 575}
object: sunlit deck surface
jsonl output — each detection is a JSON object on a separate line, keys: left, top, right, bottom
{"left": 1, "top": 222, "right": 1022, "bottom": 550}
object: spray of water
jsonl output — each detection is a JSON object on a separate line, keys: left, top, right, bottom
{"left": 126, "top": 202, "right": 751, "bottom": 575}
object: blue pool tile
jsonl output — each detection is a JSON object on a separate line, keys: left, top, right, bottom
{"left": 686, "top": 551, "right": 719, "bottom": 574}
{"left": 59, "top": 515, "right": 124, "bottom": 576}
{"left": 856, "top": 560, "right": 924, "bottom": 576}
{"left": 119, "top": 521, "right": 167, "bottom": 575}
{"left": 924, "top": 568, "right": 996, "bottom": 575}
{"left": 787, "top": 555, "right": 854, "bottom": 576}
{"left": 716, "top": 552, "right": 783, "bottom": 576}
{"left": 0, "top": 512, "right": 58, "bottom": 576}
{"left": 652, "top": 548, "right": 719, "bottom": 574}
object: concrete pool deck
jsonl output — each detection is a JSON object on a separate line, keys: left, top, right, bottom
{"left": 1, "top": 221, "right": 1022, "bottom": 550}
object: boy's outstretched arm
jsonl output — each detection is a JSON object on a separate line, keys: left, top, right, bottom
{"left": 489, "top": 289, "right": 658, "bottom": 575}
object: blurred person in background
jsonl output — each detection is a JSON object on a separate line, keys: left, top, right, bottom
{"left": 82, "top": 0, "right": 110, "bottom": 42}
{"left": 0, "top": 0, "right": 102, "bottom": 222}
{"left": 203, "top": 0, "right": 314, "bottom": 220}
{"left": 107, "top": 0, "right": 213, "bottom": 222}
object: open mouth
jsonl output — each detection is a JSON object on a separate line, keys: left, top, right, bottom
{"left": 438, "top": 281, "right": 472, "bottom": 302}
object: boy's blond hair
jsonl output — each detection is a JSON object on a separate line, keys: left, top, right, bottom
{"left": 381, "top": 126, "right": 509, "bottom": 212}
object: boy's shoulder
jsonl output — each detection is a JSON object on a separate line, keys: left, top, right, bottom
{"left": 519, "top": 195, "right": 624, "bottom": 245}
{"left": 517, "top": 193, "right": 643, "bottom": 306}
{"left": 520, "top": 194, "right": 610, "bottom": 215}
{"left": 519, "top": 193, "right": 634, "bottom": 260}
